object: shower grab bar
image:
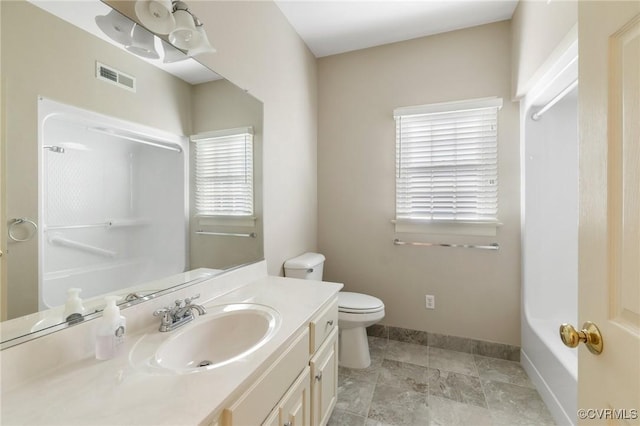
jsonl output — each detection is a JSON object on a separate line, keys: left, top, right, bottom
{"left": 195, "top": 230, "right": 256, "bottom": 238}
{"left": 45, "top": 223, "right": 106, "bottom": 230}
{"left": 393, "top": 239, "right": 499, "bottom": 250}
{"left": 531, "top": 79, "right": 578, "bottom": 121}
{"left": 45, "top": 219, "right": 146, "bottom": 231}
{"left": 49, "top": 235, "right": 117, "bottom": 258}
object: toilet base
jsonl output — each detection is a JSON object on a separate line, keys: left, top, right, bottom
{"left": 338, "top": 326, "right": 371, "bottom": 369}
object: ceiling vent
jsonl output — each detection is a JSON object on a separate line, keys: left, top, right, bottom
{"left": 96, "top": 62, "right": 136, "bottom": 92}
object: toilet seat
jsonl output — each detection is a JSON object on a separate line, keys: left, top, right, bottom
{"left": 338, "top": 292, "right": 384, "bottom": 314}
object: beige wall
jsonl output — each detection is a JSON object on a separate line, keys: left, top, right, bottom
{"left": 188, "top": 1, "right": 319, "bottom": 275}
{"left": 511, "top": 0, "right": 577, "bottom": 99}
{"left": 1, "top": 1, "right": 192, "bottom": 318}
{"left": 317, "top": 21, "right": 522, "bottom": 345}
{"left": 189, "top": 79, "right": 264, "bottom": 270}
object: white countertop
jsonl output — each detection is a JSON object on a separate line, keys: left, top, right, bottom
{"left": 1, "top": 275, "right": 342, "bottom": 425}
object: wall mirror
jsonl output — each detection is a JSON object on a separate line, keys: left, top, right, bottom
{"left": 1, "top": 0, "right": 264, "bottom": 348}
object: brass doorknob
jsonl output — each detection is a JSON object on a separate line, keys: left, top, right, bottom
{"left": 559, "top": 321, "right": 603, "bottom": 355}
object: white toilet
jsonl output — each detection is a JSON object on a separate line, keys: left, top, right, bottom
{"left": 284, "top": 252, "right": 385, "bottom": 369}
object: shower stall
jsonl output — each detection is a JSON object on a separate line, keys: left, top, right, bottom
{"left": 520, "top": 42, "right": 578, "bottom": 426}
{"left": 38, "top": 98, "right": 187, "bottom": 309}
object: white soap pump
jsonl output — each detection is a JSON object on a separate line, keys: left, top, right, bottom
{"left": 95, "top": 296, "right": 126, "bottom": 360}
{"left": 63, "top": 288, "right": 85, "bottom": 322}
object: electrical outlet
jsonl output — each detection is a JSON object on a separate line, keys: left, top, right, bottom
{"left": 425, "top": 295, "right": 435, "bottom": 310}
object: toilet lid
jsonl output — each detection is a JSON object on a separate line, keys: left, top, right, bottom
{"left": 338, "top": 292, "right": 384, "bottom": 313}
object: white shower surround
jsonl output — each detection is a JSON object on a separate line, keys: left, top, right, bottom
{"left": 520, "top": 39, "right": 578, "bottom": 426}
{"left": 37, "top": 98, "right": 188, "bottom": 309}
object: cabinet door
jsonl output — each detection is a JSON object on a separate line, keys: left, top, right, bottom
{"left": 278, "top": 367, "right": 310, "bottom": 426}
{"left": 262, "top": 408, "right": 280, "bottom": 426}
{"left": 262, "top": 367, "right": 311, "bottom": 426}
{"left": 310, "top": 328, "right": 338, "bottom": 426}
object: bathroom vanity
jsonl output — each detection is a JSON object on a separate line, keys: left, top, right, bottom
{"left": 0, "top": 261, "right": 342, "bottom": 425}
{"left": 219, "top": 297, "right": 339, "bottom": 426}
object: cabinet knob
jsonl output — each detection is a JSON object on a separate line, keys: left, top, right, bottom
{"left": 327, "top": 320, "right": 334, "bottom": 326}
{"left": 315, "top": 371, "right": 323, "bottom": 381}
{"left": 284, "top": 422, "right": 292, "bottom": 426}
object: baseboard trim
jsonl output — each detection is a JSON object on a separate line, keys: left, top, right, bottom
{"left": 367, "top": 324, "right": 520, "bottom": 361}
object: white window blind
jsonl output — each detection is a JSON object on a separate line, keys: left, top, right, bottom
{"left": 192, "top": 127, "right": 254, "bottom": 216}
{"left": 394, "top": 97, "right": 502, "bottom": 223}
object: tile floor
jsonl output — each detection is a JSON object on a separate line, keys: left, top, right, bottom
{"left": 328, "top": 336, "right": 555, "bottom": 426}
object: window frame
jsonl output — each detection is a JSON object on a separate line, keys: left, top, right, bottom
{"left": 191, "top": 127, "right": 255, "bottom": 219}
{"left": 393, "top": 97, "right": 502, "bottom": 236}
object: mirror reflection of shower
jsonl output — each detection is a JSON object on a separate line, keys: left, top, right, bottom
{"left": 38, "top": 98, "right": 187, "bottom": 309}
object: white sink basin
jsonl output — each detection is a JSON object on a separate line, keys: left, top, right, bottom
{"left": 152, "top": 303, "right": 281, "bottom": 374}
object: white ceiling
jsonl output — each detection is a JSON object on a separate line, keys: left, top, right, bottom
{"left": 275, "top": 0, "right": 519, "bottom": 58}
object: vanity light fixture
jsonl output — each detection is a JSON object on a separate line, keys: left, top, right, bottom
{"left": 160, "top": 39, "right": 187, "bottom": 63}
{"left": 186, "top": 26, "right": 215, "bottom": 57}
{"left": 134, "top": 0, "right": 175, "bottom": 35}
{"left": 135, "top": 0, "right": 216, "bottom": 56}
{"left": 126, "top": 24, "right": 161, "bottom": 59}
{"left": 95, "top": 9, "right": 136, "bottom": 46}
{"left": 96, "top": 9, "right": 160, "bottom": 59}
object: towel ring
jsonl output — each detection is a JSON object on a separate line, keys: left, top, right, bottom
{"left": 8, "top": 217, "right": 38, "bottom": 242}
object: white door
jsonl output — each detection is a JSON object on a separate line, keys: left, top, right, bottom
{"left": 577, "top": 1, "right": 640, "bottom": 423}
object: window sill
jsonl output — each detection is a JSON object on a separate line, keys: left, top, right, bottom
{"left": 392, "top": 219, "right": 501, "bottom": 237}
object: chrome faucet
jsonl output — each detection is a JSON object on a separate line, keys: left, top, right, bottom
{"left": 153, "top": 294, "right": 207, "bottom": 332}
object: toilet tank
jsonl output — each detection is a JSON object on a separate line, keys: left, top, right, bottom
{"left": 284, "top": 252, "right": 325, "bottom": 280}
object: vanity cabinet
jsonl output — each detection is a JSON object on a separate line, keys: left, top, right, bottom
{"left": 221, "top": 296, "right": 339, "bottom": 426}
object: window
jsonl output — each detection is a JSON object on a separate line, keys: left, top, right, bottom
{"left": 192, "top": 127, "right": 254, "bottom": 216}
{"left": 394, "top": 97, "right": 502, "bottom": 232}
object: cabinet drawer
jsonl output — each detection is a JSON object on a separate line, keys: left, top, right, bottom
{"left": 223, "top": 328, "right": 310, "bottom": 426}
{"left": 309, "top": 297, "right": 338, "bottom": 353}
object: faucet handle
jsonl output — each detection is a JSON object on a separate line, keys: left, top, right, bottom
{"left": 153, "top": 307, "right": 170, "bottom": 317}
{"left": 174, "top": 299, "right": 185, "bottom": 308}
{"left": 153, "top": 307, "right": 174, "bottom": 332}
{"left": 185, "top": 294, "right": 201, "bottom": 305}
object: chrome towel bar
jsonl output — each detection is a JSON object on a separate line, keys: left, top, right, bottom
{"left": 394, "top": 239, "right": 499, "bottom": 250}
{"left": 195, "top": 230, "right": 256, "bottom": 238}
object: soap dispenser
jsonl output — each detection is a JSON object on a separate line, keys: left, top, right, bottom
{"left": 95, "top": 296, "right": 126, "bottom": 360}
{"left": 63, "top": 288, "right": 85, "bottom": 323}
